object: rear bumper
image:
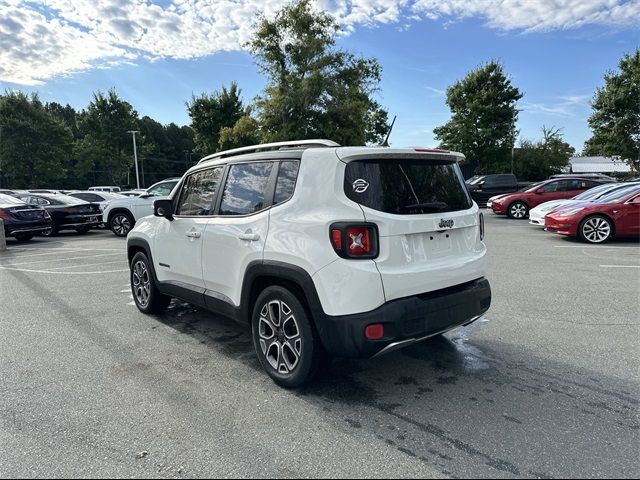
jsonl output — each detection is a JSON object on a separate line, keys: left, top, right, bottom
{"left": 315, "top": 278, "right": 491, "bottom": 358}
{"left": 4, "top": 220, "right": 52, "bottom": 236}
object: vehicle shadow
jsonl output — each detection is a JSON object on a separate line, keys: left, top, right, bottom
{"left": 155, "top": 301, "right": 639, "bottom": 478}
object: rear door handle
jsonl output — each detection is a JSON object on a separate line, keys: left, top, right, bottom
{"left": 186, "top": 230, "right": 201, "bottom": 239}
{"left": 238, "top": 233, "right": 260, "bottom": 242}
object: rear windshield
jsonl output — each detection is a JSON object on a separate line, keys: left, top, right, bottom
{"left": 344, "top": 159, "right": 472, "bottom": 215}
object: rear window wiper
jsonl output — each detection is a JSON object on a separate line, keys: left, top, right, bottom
{"left": 403, "top": 202, "right": 448, "bottom": 212}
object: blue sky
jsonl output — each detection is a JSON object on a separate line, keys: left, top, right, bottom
{"left": 1, "top": 0, "right": 638, "bottom": 153}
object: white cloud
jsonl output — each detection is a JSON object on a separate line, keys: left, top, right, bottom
{"left": 0, "top": 0, "right": 638, "bottom": 85}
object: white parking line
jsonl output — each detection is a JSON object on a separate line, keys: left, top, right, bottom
{"left": 46, "top": 259, "right": 128, "bottom": 271}
{"left": 0, "top": 252, "right": 123, "bottom": 267}
{"left": 599, "top": 265, "right": 640, "bottom": 269}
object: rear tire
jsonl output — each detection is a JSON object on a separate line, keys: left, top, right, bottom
{"left": 110, "top": 212, "right": 134, "bottom": 237}
{"left": 507, "top": 201, "right": 529, "bottom": 219}
{"left": 75, "top": 226, "right": 91, "bottom": 234}
{"left": 579, "top": 215, "right": 613, "bottom": 244}
{"left": 251, "top": 286, "right": 323, "bottom": 388}
{"left": 130, "top": 252, "right": 172, "bottom": 314}
{"left": 13, "top": 233, "right": 34, "bottom": 242}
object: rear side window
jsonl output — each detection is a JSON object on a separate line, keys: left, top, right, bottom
{"left": 177, "top": 167, "right": 223, "bottom": 216}
{"left": 219, "top": 162, "right": 275, "bottom": 216}
{"left": 273, "top": 161, "right": 299, "bottom": 205}
{"left": 344, "top": 159, "right": 472, "bottom": 215}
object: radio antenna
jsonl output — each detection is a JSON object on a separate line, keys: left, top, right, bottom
{"left": 380, "top": 115, "right": 396, "bottom": 147}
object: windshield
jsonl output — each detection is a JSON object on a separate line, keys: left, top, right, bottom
{"left": 523, "top": 182, "right": 545, "bottom": 192}
{"left": 0, "top": 193, "right": 25, "bottom": 205}
{"left": 594, "top": 185, "right": 640, "bottom": 203}
{"left": 344, "top": 158, "right": 473, "bottom": 215}
{"left": 572, "top": 183, "right": 616, "bottom": 200}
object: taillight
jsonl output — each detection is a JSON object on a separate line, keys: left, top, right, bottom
{"left": 329, "top": 223, "right": 379, "bottom": 259}
{"left": 0, "top": 209, "right": 10, "bottom": 220}
{"left": 479, "top": 212, "right": 485, "bottom": 240}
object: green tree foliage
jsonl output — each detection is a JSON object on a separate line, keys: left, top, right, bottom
{"left": 187, "top": 82, "right": 244, "bottom": 157}
{"left": 514, "top": 127, "right": 575, "bottom": 181}
{"left": 434, "top": 61, "right": 523, "bottom": 174}
{"left": 584, "top": 50, "right": 640, "bottom": 171}
{"left": 45, "top": 102, "right": 80, "bottom": 140}
{"left": 75, "top": 89, "right": 139, "bottom": 186}
{"left": 249, "top": 0, "right": 389, "bottom": 145}
{"left": 0, "top": 92, "right": 73, "bottom": 188}
{"left": 218, "top": 115, "right": 261, "bottom": 151}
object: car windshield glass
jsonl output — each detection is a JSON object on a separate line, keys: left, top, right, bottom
{"left": 344, "top": 158, "right": 472, "bottom": 215}
{"left": 0, "top": 193, "right": 25, "bottom": 205}
{"left": 594, "top": 185, "right": 640, "bottom": 203}
{"left": 572, "top": 183, "right": 616, "bottom": 200}
{"left": 38, "top": 194, "right": 88, "bottom": 205}
{"left": 523, "top": 182, "right": 544, "bottom": 192}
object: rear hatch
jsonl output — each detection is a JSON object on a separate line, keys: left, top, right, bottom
{"left": 340, "top": 151, "right": 486, "bottom": 301}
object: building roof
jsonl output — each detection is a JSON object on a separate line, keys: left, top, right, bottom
{"left": 568, "top": 156, "right": 631, "bottom": 173}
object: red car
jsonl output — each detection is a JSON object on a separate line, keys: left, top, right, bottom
{"left": 490, "top": 178, "right": 605, "bottom": 219}
{"left": 545, "top": 185, "right": 640, "bottom": 243}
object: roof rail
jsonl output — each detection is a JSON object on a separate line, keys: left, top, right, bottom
{"left": 197, "top": 139, "right": 340, "bottom": 164}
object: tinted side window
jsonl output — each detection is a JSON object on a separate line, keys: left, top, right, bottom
{"left": 219, "top": 162, "right": 274, "bottom": 216}
{"left": 273, "top": 161, "right": 300, "bottom": 205}
{"left": 177, "top": 168, "right": 223, "bottom": 216}
{"left": 544, "top": 181, "right": 560, "bottom": 193}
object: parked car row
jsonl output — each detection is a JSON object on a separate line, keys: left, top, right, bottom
{"left": 486, "top": 178, "right": 640, "bottom": 244}
{"left": 0, "top": 180, "right": 178, "bottom": 241}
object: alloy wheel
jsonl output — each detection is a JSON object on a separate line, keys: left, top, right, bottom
{"left": 132, "top": 260, "right": 151, "bottom": 307}
{"left": 112, "top": 215, "right": 132, "bottom": 236}
{"left": 510, "top": 203, "right": 527, "bottom": 219}
{"left": 258, "top": 300, "right": 302, "bottom": 375}
{"left": 582, "top": 217, "right": 611, "bottom": 243}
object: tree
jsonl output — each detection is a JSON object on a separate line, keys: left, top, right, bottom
{"left": 584, "top": 50, "right": 640, "bottom": 172}
{"left": 75, "top": 89, "right": 139, "bottom": 186}
{"left": 434, "top": 61, "right": 523, "bottom": 174}
{"left": 0, "top": 92, "right": 73, "bottom": 188}
{"left": 514, "top": 127, "right": 575, "bottom": 181}
{"left": 187, "top": 82, "right": 245, "bottom": 157}
{"left": 249, "top": 0, "right": 389, "bottom": 145}
{"left": 218, "top": 115, "right": 261, "bottom": 151}
{"left": 45, "top": 102, "right": 80, "bottom": 140}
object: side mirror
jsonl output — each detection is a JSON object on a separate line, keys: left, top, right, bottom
{"left": 154, "top": 199, "right": 174, "bottom": 221}
{"left": 536, "top": 188, "right": 545, "bottom": 194}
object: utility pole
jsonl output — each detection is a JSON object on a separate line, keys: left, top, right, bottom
{"left": 511, "top": 109, "right": 520, "bottom": 175}
{"left": 127, "top": 130, "right": 140, "bottom": 189}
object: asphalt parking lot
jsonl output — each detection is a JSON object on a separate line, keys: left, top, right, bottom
{"left": 1, "top": 216, "right": 639, "bottom": 478}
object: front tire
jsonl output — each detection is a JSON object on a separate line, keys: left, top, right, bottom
{"left": 110, "top": 212, "right": 134, "bottom": 237}
{"left": 508, "top": 201, "right": 529, "bottom": 219}
{"left": 251, "top": 286, "right": 323, "bottom": 388}
{"left": 130, "top": 252, "right": 172, "bottom": 314}
{"left": 579, "top": 215, "right": 613, "bottom": 244}
{"left": 13, "top": 233, "right": 34, "bottom": 242}
{"left": 75, "top": 226, "right": 91, "bottom": 234}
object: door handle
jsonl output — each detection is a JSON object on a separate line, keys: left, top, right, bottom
{"left": 186, "top": 230, "right": 201, "bottom": 239}
{"left": 238, "top": 233, "right": 260, "bottom": 242}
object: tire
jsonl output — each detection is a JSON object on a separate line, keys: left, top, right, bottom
{"left": 130, "top": 252, "right": 172, "bottom": 314}
{"left": 75, "top": 226, "right": 91, "bottom": 234}
{"left": 13, "top": 233, "right": 34, "bottom": 242}
{"left": 41, "top": 227, "right": 58, "bottom": 237}
{"left": 579, "top": 215, "right": 613, "bottom": 244}
{"left": 507, "top": 201, "right": 529, "bottom": 219}
{"left": 251, "top": 286, "right": 323, "bottom": 388}
{"left": 110, "top": 212, "right": 134, "bottom": 237}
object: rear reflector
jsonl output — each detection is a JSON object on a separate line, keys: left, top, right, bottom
{"left": 365, "top": 324, "right": 384, "bottom": 340}
{"left": 331, "top": 229, "right": 342, "bottom": 250}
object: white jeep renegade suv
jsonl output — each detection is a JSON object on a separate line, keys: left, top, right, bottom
{"left": 127, "top": 140, "right": 491, "bottom": 387}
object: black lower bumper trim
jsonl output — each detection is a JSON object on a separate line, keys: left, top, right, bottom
{"left": 315, "top": 278, "right": 492, "bottom": 358}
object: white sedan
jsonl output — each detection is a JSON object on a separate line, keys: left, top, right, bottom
{"left": 529, "top": 182, "right": 636, "bottom": 226}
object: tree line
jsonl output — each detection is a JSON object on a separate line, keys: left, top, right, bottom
{"left": 0, "top": 0, "right": 637, "bottom": 189}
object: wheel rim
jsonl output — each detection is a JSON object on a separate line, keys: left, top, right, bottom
{"left": 113, "top": 215, "right": 131, "bottom": 235}
{"left": 258, "top": 300, "right": 302, "bottom": 375}
{"left": 582, "top": 217, "right": 611, "bottom": 243}
{"left": 42, "top": 227, "right": 53, "bottom": 236}
{"left": 510, "top": 203, "right": 527, "bottom": 219}
{"left": 132, "top": 260, "right": 151, "bottom": 307}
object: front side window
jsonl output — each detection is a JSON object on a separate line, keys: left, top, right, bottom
{"left": 147, "top": 180, "right": 178, "bottom": 197}
{"left": 273, "top": 161, "right": 299, "bottom": 205}
{"left": 219, "top": 162, "right": 275, "bottom": 216}
{"left": 176, "top": 168, "right": 223, "bottom": 216}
